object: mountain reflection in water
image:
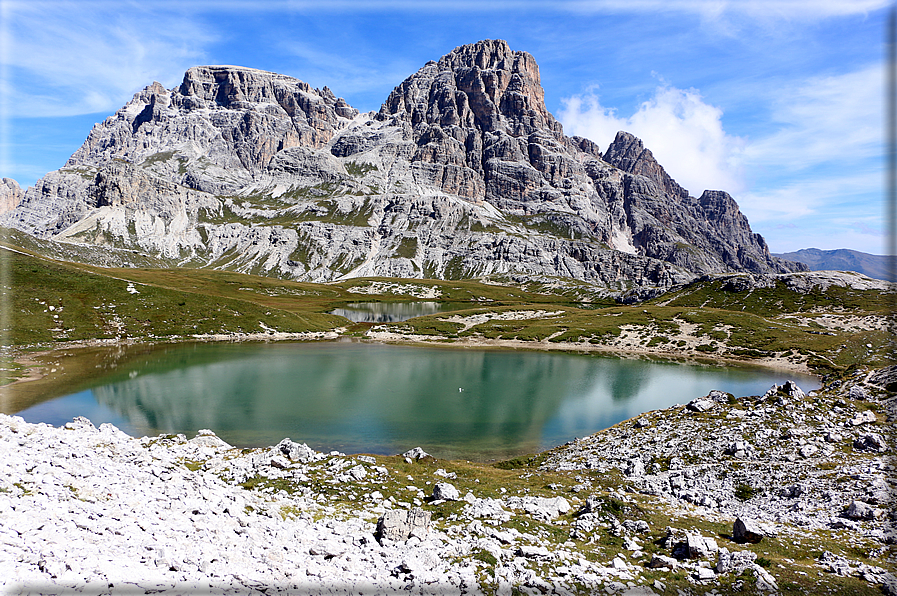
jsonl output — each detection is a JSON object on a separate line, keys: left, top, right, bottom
{"left": 16, "top": 342, "right": 817, "bottom": 461}
{"left": 329, "top": 302, "right": 471, "bottom": 323}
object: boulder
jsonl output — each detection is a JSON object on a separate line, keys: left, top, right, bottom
{"left": 724, "top": 440, "right": 752, "bottom": 458}
{"left": 687, "top": 397, "right": 715, "bottom": 412}
{"left": 402, "top": 447, "right": 432, "bottom": 462}
{"left": 854, "top": 433, "right": 887, "bottom": 452}
{"left": 622, "top": 519, "right": 650, "bottom": 534}
{"left": 648, "top": 554, "right": 678, "bottom": 569}
{"left": 277, "top": 438, "right": 318, "bottom": 462}
{"left": 799, "top": 444, "right": 819, "bottom": 458}
{"left": 733, "top": 517, "right": 764, "bottom": 543}
{"left": 848, "top": 410, "right": 877, "bottom": 426}
{"left": 849, "top": 385, "right": 870, "bottom": 400}
{"left": 684, "top": 533, "right": 718, "bottom": 559}
{"left": 374, "top": 507, "right": 431, "bottom": 543}
{"left": 846, "top": 500, "right": 876, "bottom": 520}
{"left": 694, "top": 567, "right": 716, "bottom": 581}
{"left": 578, "top": 496, "right": 604, "bottom": 515}
{"left": 764, "top": 380, "right": 806, "bottom": 400}
{"left": 624, "top": 457, "right": 645, "bottom": 477}
{"left": 716, "top": 547, "right": 757, "bottom": 574}
{"left": 431, "top": 482, "right": 460, "bottom": 501}
{"left": 506, "top": 495, "right": 571, "bottom": 519}
{"left": 869, "top": 366, "right": 897, "bottom": 392}
{"left": 781, "top": 380, "right": 806, "bottom": 399}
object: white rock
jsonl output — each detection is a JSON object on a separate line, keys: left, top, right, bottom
{"left": 432, "top": 482, "right": 460, "bottom": 501}
{"left": 849, "top": 410, "right": 877, "bottom": 426}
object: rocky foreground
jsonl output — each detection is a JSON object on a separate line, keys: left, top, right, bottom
{"left": 1, "top": 368, "right": 895, "bottom": 595}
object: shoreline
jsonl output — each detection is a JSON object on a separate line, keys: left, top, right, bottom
{"left": 3, "top": 327, "right": 816, "bottom": 400}
{"left": 364, "top": 331, "right": 816, "bottom": 376}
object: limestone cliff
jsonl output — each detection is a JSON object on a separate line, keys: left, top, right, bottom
{"left": 0, "top": 178, "right": 23, "bottom": 215}
{"left": 1, "top": 40, "right": 804, "bottom": 291}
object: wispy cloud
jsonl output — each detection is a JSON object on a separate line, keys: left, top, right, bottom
{"left": 121, "top": 0, "right": 891, "bottom": 20}
{"left": 1, "top": 2, "right": 214, "bottom": 117}
{"left": 565, "top": 0, "right": 889, "bottom": 18}
{"left": 558, "top": 84, "right": 746, "bottom": 196}
{"left": 740, "top": 170, "right": 881, "bottom": 223}
{"left": 274, "top": 41, "right": 418, "bottom": 104}
{"left": 741, "top": 64, "right": 882, "bottom": 173}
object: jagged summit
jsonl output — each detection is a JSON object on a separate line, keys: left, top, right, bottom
{"left": 603, "top": 131, "right": 689, "bottom": 200}
{"left": 1, "top": 39, "right": 804, "bottom": 291}
{"left": 380, "top": 40, "right": 561, "bottom": 139}
{"left": 66, "top": 65, "right": 359, "bottom": 175}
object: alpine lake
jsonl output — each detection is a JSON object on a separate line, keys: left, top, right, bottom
{"left": 8, "top": 302, "right": 818, "bottom": 462}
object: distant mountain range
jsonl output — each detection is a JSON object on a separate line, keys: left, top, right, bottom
{"left": 772, "top": 248, "right": 894, "bottom": 282}
{"left": 0, "top": 39, "right": 805, "bottom": 294}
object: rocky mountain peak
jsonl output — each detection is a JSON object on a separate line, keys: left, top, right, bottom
{"left": 3, "top": 40, "right": 806, "bottom": 290}
{"left": 604, "top": 131, "right": 689, "bottom": 199}
{"left": 65, "top": 65, "right": 359, "bottom": 181}
{"left": 379, "top": 39, "right": 562, "bottom": 139}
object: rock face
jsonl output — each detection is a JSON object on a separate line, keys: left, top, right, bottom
{"left": 1, "top": 40, "right": 803, "bottom": 290}
{"left": 0, "top": 178, "right": 23, "bottom": 215}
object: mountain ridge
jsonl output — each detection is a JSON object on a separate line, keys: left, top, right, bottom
{"left": 772, "top": 248, "right": 894, "bottom": 282}
{"left": 1, "top": 40, "right": 804, "bottom": 293}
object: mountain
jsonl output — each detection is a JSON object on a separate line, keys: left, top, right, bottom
{"left": 772, "top": 248, "right": 894, "bottom": 282}
{"left": 1, "top": 40, "right": 803, "bottom": 293}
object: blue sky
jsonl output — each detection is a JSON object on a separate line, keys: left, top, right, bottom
{"left": 0, "top": 0, "right": 889, "bottom": 254}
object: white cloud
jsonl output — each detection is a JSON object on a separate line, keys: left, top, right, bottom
{"left": 559, "top": 62, "right": 886, "bottom": 254}
{"left": 558, "top": 85, "right": 746, "bottom": 196}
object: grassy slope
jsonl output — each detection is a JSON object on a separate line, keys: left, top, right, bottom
{"left": 2, "top": 243, "right": 893, "bottom": 374}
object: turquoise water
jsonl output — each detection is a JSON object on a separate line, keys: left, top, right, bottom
{"left": 330, "top": 302, "right": 472, "bottom": 322}
{"left": 17, "top": 341, "right": 817, "bottom": 460}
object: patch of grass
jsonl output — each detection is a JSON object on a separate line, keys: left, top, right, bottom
{"left": 240, "top": 474, "right": 303, "bottom": 495}
{"left": 494, "top": 452, "right": 549, "bottom": 470}
{"left": 734, "top": 483, "right": 759, "bottom": 501}
{"left": 181, "top": 459, "right": 204, "bottom": 472}
{"left": 0, "top": 247, "right": 346, "bottom": 347}
{"left": 395, "top": 236, "right": 418, "bottom": 259}
{"left": 646, "top": 335, "right": 668, "bottom": 347}
{"left": 345, "top": 161, "right": 378, "bottom": 177}
{"left": 471, "top": 548, "right": 498, "bottom": 567}
{"left": 658, "top": 277, "right": 891, "bottom": 316}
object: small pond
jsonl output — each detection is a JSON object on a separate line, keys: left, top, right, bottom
{"left": 14, "top": 341, "right": 817, "bottom": 461}
{"left": 330, "top": 302, "right": 473, "bottom": 323}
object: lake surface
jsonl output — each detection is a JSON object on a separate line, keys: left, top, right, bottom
{"left": 16, "top": 341, "right": 818, "bottom": 461}
{"left": 330, "top": 302, "right": 472, "bottom": 322}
